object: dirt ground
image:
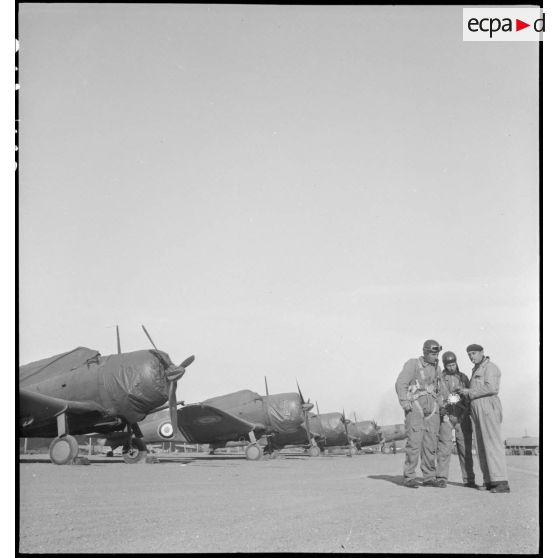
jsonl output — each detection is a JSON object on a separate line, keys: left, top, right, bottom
{"left": 18, "top": 453, "right": 539, "bottom": 554}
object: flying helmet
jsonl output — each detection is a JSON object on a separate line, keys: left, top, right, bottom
{"left": 442, "top": 351, "right": 457, "bottom": 365}
{"left": 422, "top": 339, "right": 442, "bottom": 355}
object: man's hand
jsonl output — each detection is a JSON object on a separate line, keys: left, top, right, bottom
{"left": 402, "top": 401, "right": 413, "bottom": 412}
{"left": 457, "top": 387, "right": 471, "bottom": 397}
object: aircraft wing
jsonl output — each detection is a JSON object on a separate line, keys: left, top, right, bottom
{"left": 177, "top": 403, "right": 265, "bottom": 444}
{"left": 19, "top": 347, "right": 101, "bottom": 388}
{"left": 20, "top": 389, "right": 106, "bottom": 434}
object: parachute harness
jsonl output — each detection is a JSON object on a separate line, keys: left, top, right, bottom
{"left": 407, "top": 363, "right": 439, "bottom": 419}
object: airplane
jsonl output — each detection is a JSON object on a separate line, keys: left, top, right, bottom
{"left": 19, "top": 325, "right": 195, "bottom": 465}
{"left": 347, "top": 416, "right": 382, "bottom": 450}
{"left": 304, "top": 405, "right": 359, "bottom": 455}
{"left": 269, "top": 402, "right": 359, "bottom": 457}
{"left": 375, "top": 423, "right": 406, "bottom": 452}
{"left": 285, "top": 407, "right": 404, "bottom": 456}
{"left": 137, "top": 379, "right": 314, "bottom": 460}
{"left": 346, "top": 411, "right": 405, "bottom": 452}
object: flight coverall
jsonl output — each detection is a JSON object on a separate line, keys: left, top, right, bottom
{"left": 468, "top": 357, "right": 508, "bottom": 485}
{"left": 436, "top": 370, "right": 475, "bottom": 484}
{"left": 395, "top": 357, "right": 441, "bottom": 482}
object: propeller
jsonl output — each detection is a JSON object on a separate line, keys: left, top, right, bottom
{"left": 296, "top": 380, "right": 313, "bottom": 412}
{"left": 264, "top": 376, "right": 269, "bottom": 396}
{"left": 141, "top": 325, "right": 195, "bottom": 435}
{"left": 315, "top": 400, "right": 326, "bottom": 445}
{"left": 341, "top": 408, "right": 351, "bottom": 444}
{"left": 116, "top": 325, "right": 121, "bottom": 355}
{"left": 296, "top": 380, "right": 314, "bottom": 446}
{"left": 371, "top": 419, "right": 385, "bottom": 444}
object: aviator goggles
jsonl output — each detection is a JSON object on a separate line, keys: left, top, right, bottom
{"left": 426, "top": 345, "right": 442, "bottom": 353}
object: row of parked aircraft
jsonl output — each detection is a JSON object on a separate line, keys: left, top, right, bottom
{"left": 19, "top": 326, "right": 405, "bottom": 464}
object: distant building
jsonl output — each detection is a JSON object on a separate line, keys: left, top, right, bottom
{"left": 505, "top": 436, "right": 539, "bottom": 455}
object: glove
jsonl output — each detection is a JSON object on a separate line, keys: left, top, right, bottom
{"left": 402, "top": 400, "right": 413, "bottom": 413}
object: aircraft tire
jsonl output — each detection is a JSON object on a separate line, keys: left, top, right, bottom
{"left": 308, "top": 446, "right": 321, "bottom": 457}
{"left": 122, "top": 439, "right": 147, "bottom": 464}
{"left": 49, "top": 435, "right": 79, "bottom": 465}
{"left": 245, "top": 443, "right": 263, "bottom": 461}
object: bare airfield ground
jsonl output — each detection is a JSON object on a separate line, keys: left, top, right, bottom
{"left": 19, "top": 453, "right": 538, "bottom": 554}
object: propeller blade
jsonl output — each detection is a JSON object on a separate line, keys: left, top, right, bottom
{"left": 141, "top": 325, "right": 160, "bottom": 352}
{"left": 179, "top": 355, "right": 195, "bottom": 368}
{"left": 265, "top": 376, "right": 269, "bottom": 396}
{"left": 295, "top": 381, "right": 313, "bottom": 446}
{"left": 116, "top": 325, "right": 121, "bottom": 355}
{"left": 165, "top": 355, "right": 194, "bottom": 383}
{"left": 342, "top": 409, "right": 350, "bottom": 443}
{"left": 302, "top": 407, "right": 313, "bottom": 446}
{"left": 169, "top": 380, "right": 178, "bottom": 434}
{"left": 315, "top": 401, "right": 326, "bottom": 444}
{"left": 296, "top": 380, "right": 304, "bottom": 403}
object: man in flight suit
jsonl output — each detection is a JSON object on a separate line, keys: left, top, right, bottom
{"left": 457, "top": 344, "right": 510, "bottom": 493}
{"left": 435, "top": 351, "right": 476, "bottom": 488}
{"left": 395, "top": 339, "right": 442, "bottom": 488}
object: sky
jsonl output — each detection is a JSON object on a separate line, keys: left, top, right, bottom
{"left": 17, "top": 4, "right": 540, "bottom": 439}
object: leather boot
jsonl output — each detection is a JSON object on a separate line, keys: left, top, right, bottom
{"left": 490, "top": 481, "right": 511, "bottom": 493}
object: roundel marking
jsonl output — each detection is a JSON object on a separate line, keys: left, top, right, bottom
{"left": 158, "top": 422, "right": 174, "bottom": 439}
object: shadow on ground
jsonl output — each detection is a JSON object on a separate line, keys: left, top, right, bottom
{"left": 367, "top": 475, "right": 465, "bottom": 488}
{"left": 367, "top": 474, "right": 406, "bottom": 486}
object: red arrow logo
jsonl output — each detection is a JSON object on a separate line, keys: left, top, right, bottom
{"left": 516, "top": 19, "right": 530, "bottom": 31}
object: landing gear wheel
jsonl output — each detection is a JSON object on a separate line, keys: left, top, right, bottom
{"left": 245, "top": 443, "right": 263, "bottom": 461}
{"left": 308, "top": 446, "right": 321, "bottom": 457}
{"left": 49, "top": 435, "right": 79, "bottom": 465}
{"left": 122, "top": 439, "right": 147, "bottom": 464}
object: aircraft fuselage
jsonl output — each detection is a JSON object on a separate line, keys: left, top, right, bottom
{"left": 348, "top": 420, "right": 382, "bottom": 447}
{"left": 378, "top": 424, "right": 406, "bottom": 443}
{"left": 196, "top": 389, "right": 306, "bottom": 442}
{"left": 20, "top": 349, "right": 172, "bottom": 437}
{"left": 308, "top": 412, "right": 351, "bottom": 447}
